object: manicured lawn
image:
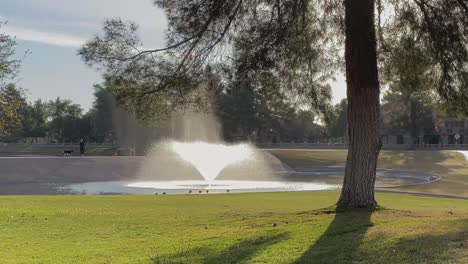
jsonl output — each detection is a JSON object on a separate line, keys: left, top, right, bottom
{"left": 0, "top": 192, "right": 467, "bottom": 263}
{"left": 269, "top": 149, "right": 468, "bottom": 197}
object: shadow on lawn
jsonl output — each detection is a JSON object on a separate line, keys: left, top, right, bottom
{"left": 202, "top": 232, "right": 288, "bottom": 263}
{"left": 150, "top": 232, "right": 288, "bottom": 264}
{"left": 363, "top": 228, "right": 468, "bottom": 263}
{"left": 294, "top": 209, "right": 373, "bottom": 264}
{"left": 294, "top": 209, "right": 468, "bottom": 264}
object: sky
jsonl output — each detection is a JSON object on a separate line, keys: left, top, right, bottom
{"left": 1, "top": 0, "right": 347, "bottom": 111}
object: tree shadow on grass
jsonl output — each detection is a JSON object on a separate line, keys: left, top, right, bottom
{"left": 202, "top": 232, "right": 288, "bottom": 264}
{"left": 294, "top": 209, "right": 374, "bottom": 264}
{"left": 294, "top": 209, "right": 468, "bottom": 264}
{"left": 150, "top": 232, "right": 288, "bottom": 264}
{"left": 381, "top": 232, "right": 467, "bottom": 263}
{"left": 359, "top": 220, "right": 468, "bottom": 263}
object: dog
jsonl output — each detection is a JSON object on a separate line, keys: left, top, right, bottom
{"left": 63, "top": 150, "right": 74, "bottom": 156}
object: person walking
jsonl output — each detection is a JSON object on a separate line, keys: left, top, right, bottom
{"left": 79, "top": 139, "right": 85, "bottom": 156}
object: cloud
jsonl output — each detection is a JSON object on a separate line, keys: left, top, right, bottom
{"left": 1, "top": 0, "right": 167, "bottom": 48}
{"left": 8, "top": 0, "right": 166, "bottom": 32}
{"left": 4, "top": 26, "right": 87, "bottom": 48}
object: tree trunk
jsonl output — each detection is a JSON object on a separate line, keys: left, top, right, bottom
{"left": 338, "top": 0, "right": 381, "bottom": 209}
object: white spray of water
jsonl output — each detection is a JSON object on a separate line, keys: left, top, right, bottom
{"left": 127, "top": 180, "right": 335, "bottom": 191}
{"left": 457, "top": 151, "right": 468, "bottom": 161}
{"left": 137, "top": 112, "right": 281, "bottom": 182}
{"left": 171, "top": 141, "right": 255, "bottom": 182}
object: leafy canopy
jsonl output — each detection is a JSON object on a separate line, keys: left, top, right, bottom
{"left": 80, "top": 0, "right": 468, "bottom": 120}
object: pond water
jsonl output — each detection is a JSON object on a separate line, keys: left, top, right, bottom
{"left": 61, "top": 169, "right": 439, "bottom": 195}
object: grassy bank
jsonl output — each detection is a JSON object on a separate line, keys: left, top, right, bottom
{"left": 0, "top": 192, "right": 467, "bottom": 263}
{"left": 269, "top": 149, "right": 468, "bottom": 197}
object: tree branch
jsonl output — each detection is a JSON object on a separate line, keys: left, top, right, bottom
{"left": 455, "top": 0, "right": 468, "bottom": 16}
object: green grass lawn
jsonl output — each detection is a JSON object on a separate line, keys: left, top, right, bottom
{"left": 269, "top": 149, "right": 468, "bottom": 197}
{"left": 0, "top": 192, "right": 467, "bottom": 263}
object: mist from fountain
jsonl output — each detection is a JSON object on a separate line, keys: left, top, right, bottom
{"left": 137, "top": 112, "right": 275, "bottom": 182}
{"left": 170, "top": 141, "right": 255, "bottom": 182}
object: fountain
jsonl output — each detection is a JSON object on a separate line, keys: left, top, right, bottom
{"left": 43, "top": 110, "right": 348, "bottom": 194}
{"left": 135, "top": 112, "right": 285, "bottom": 187}
{"left": 170, "top": 141, "right": 255, "bottom": 182}
{"left": 126, "top": 111, "right": 338, "bottom": 192}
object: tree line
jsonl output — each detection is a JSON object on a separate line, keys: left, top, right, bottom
{"left": 327, "top": 89, "right": 460, "bottom": 143}
{"left": 1, "top": 71, "right": 451, "bottom": 145}
{"left": 0, "top": 81, "right": 328, "bottom": 144}
{"left": 0, "top": 85, "right": 110, "bottom": 143}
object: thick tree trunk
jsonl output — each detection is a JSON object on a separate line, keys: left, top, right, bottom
{"left": 338, "top": 0, "right": 381, "bottom": 209}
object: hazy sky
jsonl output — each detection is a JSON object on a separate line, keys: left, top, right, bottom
{"left": 2, "top": 0, "right": 346, "bottom": 110}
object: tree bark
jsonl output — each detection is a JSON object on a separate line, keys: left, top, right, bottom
{"left": 338, "top": 0, "right": 381, "bottom": 210}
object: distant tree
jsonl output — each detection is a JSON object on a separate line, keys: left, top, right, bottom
{"left": 21, "top": 100, "right": 48, "bottom": 142}
{"left": 216, "top": 64, "right": 306, "bottom": 142}
{"left": 0, "top": 84, "right": 26, "bottom": 139}
{"left": 92, "top": 84, "right": 116, "bottom": 142}
{"left": 381, "top": 90, "right": 436, "bottom": 142}
{"left": 46, "top": 98, "right": 82, "bottom": 119}
{"left": 296, "top": 110, "right": 318, "bottom": 141}
{"left": 380, "top": 22, "right": 437, "bottom": 143}
{"left": 219, "top": 79, "right": 258, "bottom": 139}
{"left": 0, "top": 22, "right": 22, "bottom": 84}
{"left": 278, "top": 110, "right": 322, "bottom": 143}
{"left": 80, "top": 110, "right": 97, "bottom": 142}
{"left": 379, "top": 1, "right": 468, "bottom": 115}
{"left": 46, "top": 98, "right": 83, "bottom": 142}
{"left": 327, "top": 99, "right": 348, "bottom": 139}
{"left": 0, "top": 23, "right": 25, "bottom": 139}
